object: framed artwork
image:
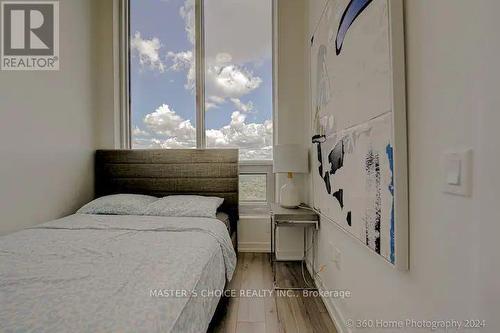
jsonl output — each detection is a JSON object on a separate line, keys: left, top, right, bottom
{"left": 310, "top": 0, "right": 408, "bottom": 269}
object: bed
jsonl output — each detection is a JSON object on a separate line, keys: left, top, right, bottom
{"left": 0, "top": 149, "right": 239, "bottom": 333}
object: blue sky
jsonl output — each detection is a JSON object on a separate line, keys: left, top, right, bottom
{"left": 130, "top": 0, "right": 194, "bottom": 131}
{"left": 130, "top": 0, "right": 273, "bottom": 159}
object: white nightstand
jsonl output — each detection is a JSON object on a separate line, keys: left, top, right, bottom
{"left": 270, "top": 203, "right": 319, "bottom": 290}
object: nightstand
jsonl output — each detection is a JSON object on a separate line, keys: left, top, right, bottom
{"left": 270, "top": 203, "right": 319, "bottom": 290}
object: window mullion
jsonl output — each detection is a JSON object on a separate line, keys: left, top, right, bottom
{"left": 122, "top": 0, "right": 132, "bottom": 149}
{"left": 195, "top": 0, "right": 206, "bottom": 148}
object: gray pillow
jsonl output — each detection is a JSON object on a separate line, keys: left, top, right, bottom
{"left": 77, "top": 194, "right": 158, "bottom": 215}
{"left": 144, "top": 195, "right": 224, "bottom": 218}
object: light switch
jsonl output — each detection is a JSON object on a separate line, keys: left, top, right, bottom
{"left": 446, "top": 154, "right": 461, "bottom": 185}
{"left": 442, "top": 149, "right": 473, "bottom": 197}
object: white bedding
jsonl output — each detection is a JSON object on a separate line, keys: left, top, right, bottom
{"left": 0, "top": 214, "right": 236, "bottom": 333}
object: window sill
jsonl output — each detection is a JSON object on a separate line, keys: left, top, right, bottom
{"left": 239, "top": 160, "right": 273, "bottom": 166}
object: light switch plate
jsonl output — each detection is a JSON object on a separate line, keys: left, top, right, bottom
{"left": 445, "top": 154, "right": 461, "bottom": 185}
{"left": 442, "top": 149, "right": 473, "bottom": 196}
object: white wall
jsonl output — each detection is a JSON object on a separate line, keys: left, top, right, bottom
{"left": 274, "top": 0, "right": 310, "bottom": 260}
{"left": 304, "top": 0, "right": 500, "bottom": 332}
{"left": 275, "top": 0, "right": 308, "bottom": 194}
{"left": 238, "top": 215, "right": 271, "bottom": 253}
{"left": 0, "top": 0, "right": 103, "bottom": 235}
{"left": 93, "top": 0, "right": 121, "bottom": 149}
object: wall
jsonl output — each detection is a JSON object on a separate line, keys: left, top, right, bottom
{"left": 0, "top": 0, "right": 103, "bottom": 235}
{"left": 238, "top": 215, "right": 271, "bottom": 253}
{"left": 93, "top": 0, "right": 122, "bottom": 149}
{"left": 274, "top": 0, "right": 309, "bottom": 260}
{"left": 93, "top": 0, "right": 120, "bottom": 149}
{"left": 461, "top": 1, "right": 500, "bottom": 330}
{"left": 275, "top": 0, "right": 308, "bottom": 199}
{"left": 305, "top": 0, "right": 500, "bottom": 332}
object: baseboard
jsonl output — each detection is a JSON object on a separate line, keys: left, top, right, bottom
{"left": 306, "top": 261, "right": 350, "bottom": 333}
{"left": 238, "top": 242, "right": 270, "bottom": 253}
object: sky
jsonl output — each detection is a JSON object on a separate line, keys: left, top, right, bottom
{"left": 130, "top": 0, "right": 273, "bottom": 160}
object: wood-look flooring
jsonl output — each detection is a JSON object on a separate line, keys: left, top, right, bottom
{"left": 210, "top": 253, "right": 337, "bottom": 333}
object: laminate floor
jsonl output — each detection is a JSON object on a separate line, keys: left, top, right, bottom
{"left": 209, "top": 253, "right": 337, "bottom": 333}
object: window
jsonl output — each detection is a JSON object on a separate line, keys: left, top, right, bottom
{"left": 203, "top": 0, "right": 273, "bottom": 160}
{"left": 129, "top": 0, "right": 196, "bottom": 149}
{"left": 126, "top": 0, "right": 275, "bottom": 205}
{"left": 239, "top": 162, "right": 275, "bottom": 204}
{"left": 239, "top": 174, "right": 267, "bottom": 202}
{"left": 128, "top": 0, "right": 273, "bottom": 161}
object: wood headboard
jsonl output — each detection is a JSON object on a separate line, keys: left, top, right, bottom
{"left": 95, "top": 149, "right": 239, "bottom": 229}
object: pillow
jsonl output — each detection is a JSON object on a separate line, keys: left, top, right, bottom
{"left": 77, "top": 194, "right": 158, "bottom": 215}
{"left": 144, "top": 195, "right": 224, "bottom": 218}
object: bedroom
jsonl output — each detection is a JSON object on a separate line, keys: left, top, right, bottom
{"left": 0, "top": 0, "right": 499, "bottom": 332}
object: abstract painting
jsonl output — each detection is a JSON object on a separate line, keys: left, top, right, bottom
{"left": 310, "top": 0, "right": 408, "bottom": 268}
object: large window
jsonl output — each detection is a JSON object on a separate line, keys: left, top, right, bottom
{"left": 129, "top": 0, "right": 273, "bottom": 161}
{"left": 127, "top": 0, "right": 274, "bottom": 204}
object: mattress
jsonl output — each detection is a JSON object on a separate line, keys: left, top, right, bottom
{"left": 0, "top": 214, "right": 236, "bottom": 333}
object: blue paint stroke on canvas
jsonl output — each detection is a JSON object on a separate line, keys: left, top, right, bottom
{"left": 386, "top": 144, "right": 395, "bottom": 264}
{"left": 335, "top": 0, "right": 374, "bottom": 55}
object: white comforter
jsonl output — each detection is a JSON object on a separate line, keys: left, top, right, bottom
{"left": 0, "top": 214, "right": 236, "bottom": 333}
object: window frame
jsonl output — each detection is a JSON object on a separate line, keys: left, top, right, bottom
{"left": 120, "top": 0, "right": 276, "bottom": 206}
{"left": 117, "top": 0, "right": 131, "bottom": 149}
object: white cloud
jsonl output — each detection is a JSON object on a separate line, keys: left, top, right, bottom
{"left": 130, "top": 32, "right": 165, "bottom": 72}
{"left": 205, "top": 111, "right": 272, "bottom": 147}
{"left": 132, "top": 127, "right": 150, "bottom": 137}
{"left": 209, "top": 64, "right": 262, "bottom": 98}
{"left": 179, "top": 0, "right": 195, "bottom": 45}
{"left": 143, "top": 104, "right": 196, "bottom": 148}
{"left": 238, "top": 146, "right": 273, "bottom": 160}
{"left": 205, "top": 102, "right": 218, "bottom": 110}
{"left": 167, "top": 50, "right": 192, "bottom": 71}
{"left": 208, "top": 95, "right": 226, "bottom": 104}
{"left": 133, "top": 137, "right": 162, "bottom": 149}
{"left": 205, "top": 96, "right": 225, "bottom": 110}
{"left": 166, "top": 48, "right": 262, "bottom": 101}
{"left": 137, "top": 104, "right": 272, "bottom": 159}
{"left": 216, "top": 52, "right": 232, "bottom": 64}
{"left": 230, "top": 98, "right": 254, "bottom": 113}
{"left": 166, "top": 50, "right": 195, "bottom": 90}
{"left": 206, "top": 111, "right": 273, "bottom": 159}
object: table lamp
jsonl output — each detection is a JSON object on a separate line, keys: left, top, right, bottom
{"left": 273, "top": 144, "right": 309, "bottom": 208}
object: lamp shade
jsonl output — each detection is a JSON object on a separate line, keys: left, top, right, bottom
{"left": 273, "top": 144, "right": 309, "bottom": 173}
